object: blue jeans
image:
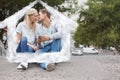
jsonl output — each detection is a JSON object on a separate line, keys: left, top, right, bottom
{"left": 36, "top": 39, "right": 61, "bottom": 69}
{"left": 16, "top": 37, "right": 34, "bottom": 53}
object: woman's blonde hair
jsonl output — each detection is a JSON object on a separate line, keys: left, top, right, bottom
{"left": 24, "top": 8, "right": 37, "bottom": 31}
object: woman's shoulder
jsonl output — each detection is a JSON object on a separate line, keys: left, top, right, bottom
{"left": 17, "top": 21, "right": 26, "bottom": 27}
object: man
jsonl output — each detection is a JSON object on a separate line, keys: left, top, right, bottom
{"left": 36, "top": 8, "right": 62, "bottom": 71}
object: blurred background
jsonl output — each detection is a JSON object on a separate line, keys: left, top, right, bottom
{"left": 1, "top": 0, "right": 120, "bottom": 54}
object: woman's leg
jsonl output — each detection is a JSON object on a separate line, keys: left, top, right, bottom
{"left": 16, "top": 37, "right": 28, "bottom": 52}
{"left": 16, "top": 37, "right": 33, "bottom": 70}
{"left": 16, "top": 43, "right": 21, "bottom": 52}
{"left": 20, "top": 37, "right": 28, "bottom": 52}
{"left": 28, "top": 46, "right": 34, "bottom": 52}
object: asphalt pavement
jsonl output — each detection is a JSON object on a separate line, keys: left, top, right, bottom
{"left": 0, "top": 52, "right": 120, "bottom": 80}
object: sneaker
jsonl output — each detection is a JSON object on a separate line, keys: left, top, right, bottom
{"left": 46, "top": 63, "right": 56, "bottom": 71}
{"left": 17, "top": 64, "right": 23, "bottom": 70}
{"left": 17, "top": 64, "right": 27, "bottom": 70}
{"left": 20, "top": 64, "right": 27, "bottom": 70}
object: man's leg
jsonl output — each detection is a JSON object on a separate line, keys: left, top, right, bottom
{"left": 40, "top": 63, "right": 56, "bottom": 71}
{"left": 36, "top": 45, "right": 50, "bottom": 69}
{"left": 36, "top": 45, "right": 55, "bottom": 71}
{"left": 36, "top": 45, "right": 51, "bottom": 53}
{"left": 51, "top": 39, "right": 62, "bottom": 52}
{"left": 44, "top": 39, "right": 61, "bottom": 71}
{"left": 36, "top": 48, "right": 48, "bottom": 70}
{"left": 40, "top": 39, "right": 62, "bottom": 71}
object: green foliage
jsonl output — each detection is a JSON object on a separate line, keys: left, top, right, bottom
{"left": 0, "top": 0, "right": 65, "bottom": 41}
{"left": 73, "top": 0, "right": 120, "bottom": 50}
{"left": 42, "top": 0, "right": 64, "bottom": 7}
{"left": 59, "top": 0, "right": 79, "bottom": 14}
{"left": 0, "top": 0, "right": 65, "bottom": 20}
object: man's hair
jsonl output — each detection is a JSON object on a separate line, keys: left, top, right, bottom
{"left": 40, "top": 8, "right": 51, "bottom": 19}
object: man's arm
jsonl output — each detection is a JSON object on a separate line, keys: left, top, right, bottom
{"left": 39, "top": 23, "right": 63, "bottom": 41}
{"left": 50, "top": 23, "right": 62, "bottom": 40}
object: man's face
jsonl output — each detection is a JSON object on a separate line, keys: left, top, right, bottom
{"left": 38, "top": 12, "right": 45, "bottom": 22}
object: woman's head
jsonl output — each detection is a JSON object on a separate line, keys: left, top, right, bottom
{"left": 24, "top": 8, "right": 38, "bottom": 31}
{"left": 25, "top": 8, "right": 38, "bottom": 23}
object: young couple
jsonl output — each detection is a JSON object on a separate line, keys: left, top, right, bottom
{"left": 16, "top": 8, "right": 62, "bottom": 71}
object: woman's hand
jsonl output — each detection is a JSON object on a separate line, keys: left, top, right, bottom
{"left": 16, "top": 32, "right": 21, "bottom": 44}
{"left": 32, "top": 46, "right": 38, "bottom": 51}
{"left": 27, "top": 43, "right": 38, "bottom": 51}
{"left": 16, "top": 39, "right": 20, "bottom": 44}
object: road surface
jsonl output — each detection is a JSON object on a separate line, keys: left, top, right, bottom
{"left": 0, "top": 53, "right": 120, "bottom": 80}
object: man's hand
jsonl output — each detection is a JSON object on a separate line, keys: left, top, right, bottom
{"left": 38, "top": 35, "right": 50, "bottom": 42}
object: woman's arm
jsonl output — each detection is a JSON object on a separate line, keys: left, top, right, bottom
{"left": 27, "top": 43, "right": 38, "bottom": 51}
{"left": 16, "top": 32, "right": 22, "bottom": 44}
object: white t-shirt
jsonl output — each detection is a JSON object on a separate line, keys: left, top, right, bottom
{"left": 16, "top": 21, "right": 37, "bottom": 45}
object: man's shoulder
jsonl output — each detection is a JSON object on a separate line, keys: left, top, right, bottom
{"left": 52, "top": 21, "right": 62, "bottom": 28}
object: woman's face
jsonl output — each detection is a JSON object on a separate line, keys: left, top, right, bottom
{"left": 29, "top": 12, "right": 38, "bottom": 23}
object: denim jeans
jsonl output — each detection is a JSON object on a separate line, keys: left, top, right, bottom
{"left": 36, "top": 39, "right": 61, "bottom": 69}
{"left": 16, "top": 37, "right": 34, "bottom": 53}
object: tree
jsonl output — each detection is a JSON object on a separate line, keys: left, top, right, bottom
{"left": 59, "top": 0, "right": 80, "bottom": 19}
{"left": 73, "top": 0, "right": 120, "bottom": 51}
{"left": 0, "top": 0, "right": 65, "bottom": 21}
{"left": 0, "top": 0, "right": 65, "bottom": 41}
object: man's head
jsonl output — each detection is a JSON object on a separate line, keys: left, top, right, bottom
{"left": 38, "top": 8, "right": 51, "bottom": 22}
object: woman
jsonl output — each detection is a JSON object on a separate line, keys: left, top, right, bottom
{"left": 16, "top": 8, "right": 38, "bottom": 53}
{"left": 16, "top": 8, "right": 38, "bottom": 70}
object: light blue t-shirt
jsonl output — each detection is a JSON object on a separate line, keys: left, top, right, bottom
{"left": 36, "top": 21, "right": 62, "bottom": 47}
{"left": 16, "top": 21, "right": 39, "bottom": 45}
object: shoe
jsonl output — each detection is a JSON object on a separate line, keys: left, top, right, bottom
{"left": 17, "top": 64, "right": 23, "bottom": 70}
{"left": 17, "top": 64, "right": 27, "bottom": 70}
{"left": 46, "top": 63, "right": 56, "bottom": 71}
{"left": 55, "top": 63, "right": 58, "bottom": 65}
{"left": 21, "top": 64, "right": 27, "bottom": 70}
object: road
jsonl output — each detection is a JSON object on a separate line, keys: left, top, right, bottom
{"left": 0, "top": 53, "right": 120, "bottom": 80}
